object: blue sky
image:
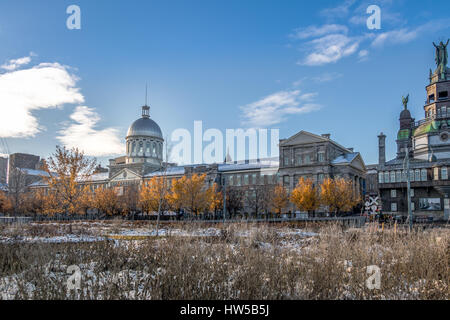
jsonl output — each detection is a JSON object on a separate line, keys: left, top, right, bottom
{"left": 0, "top": 0, "right": 449, "bottom": 165}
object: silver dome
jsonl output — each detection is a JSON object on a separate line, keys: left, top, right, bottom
{"left": 126, "top": 117, "right": 163, "bottom": 139}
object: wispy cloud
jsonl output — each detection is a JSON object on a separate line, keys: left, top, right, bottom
{"left": 320, "top": 0, "right": 356, "bottom": 19}
{"left": 240, "top": 90, "right": 321, "bottom": 127}
{"left": 371, "top": 19, "right": 450, "bottom": 47}
{"left": 290, "top": 0, "right": 450, "bottom": 67}
{"left": 57, "top": 106, "right": 123, "bottom": 157}
{"left": 0, "top": 62, "right": 84, "bottom": 138}
{"left": 300, "top": 33, "right": 360, "bottom": 66}
{"left": 1, "top": 53, "right": 35, "bottom": 71}
{"left": 371, "top": 28, "right": 418, "bottom": 47}
{"left": 358, "top": 49, "right": 369, "bottom": 61}
{"left": 290, "top": 24, "right": 348, "bottom": 40}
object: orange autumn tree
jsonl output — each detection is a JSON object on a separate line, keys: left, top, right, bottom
{"left": 0, "top": 190, "right": 12, "bottom": 214}
{"left": 290, "top": 177, "right": 320, "bottom": 216}
{"left": 208, "top": 183, "right": 223, "bottom": 218}
{"left": 320, "top": 177, "right": 361, "bottom": 216}
{"left": 21, "top": 190, "right": 46, "bottom": 217}
{"left": 139, "top": 176, "right": 170, "bottom": 214}
{"left": 168, "top": 174, "right": 210, "bottom": 216}
{"left": 41, "top": 146, "right": 97, "bottom": 215}
{"left": 271, "top": 184, "right": 289, "bottom": 217}
{"left": 183, "top": 174, "right": 211, "bottom": 216}
{"left": 92, "top": 187, "right": 121, "bottom": 216}
{"left": 168, "top": 176, "right": 186, "bottom": 214}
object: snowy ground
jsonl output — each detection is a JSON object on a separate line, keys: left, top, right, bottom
{"left": 0, "top": 221, "right": 318, "bottom": 246}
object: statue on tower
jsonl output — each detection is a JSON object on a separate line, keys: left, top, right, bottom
{"left": 433, "top": 39, "right": 449, "bottom": 80}
{"left": 402, "top": 94, "right": 409, "bottom": 110}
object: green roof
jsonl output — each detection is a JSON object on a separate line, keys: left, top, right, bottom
{"left": 397, "top": 129, "right": 410, "bottom": 140}
{"left": 413, "top": 120, "right": 440, "bottom": 136}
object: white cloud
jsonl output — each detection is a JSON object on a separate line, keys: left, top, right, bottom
{"left": 290, "top": 24, "right": 348, "bottom": 40}
{"left": 300, "top": 33, "right": 360, "bottom": 66}
{"left": 1, "top": 53, "right": 35, "bottom": 71}
{"left": 371, "top": 28, "right": 418, "bottom": 47}
{"left": 0, "top": 62, "right": 84, "bottom": 138}
{"left": 370, "top": 19, "right": 450, "bottom": 48}
{"left": 57, "top": 106, "right": 124, "bottom": 157}
{"left": 240, "top": 90, "right": 321, "bottom": 127}
{"left": 358, "top": 49, "right": 369, "bottom": 61}
{"left": 320, "top": 0, "right": 356, "bottom": 19}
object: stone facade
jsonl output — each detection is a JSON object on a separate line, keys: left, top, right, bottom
{"left": 0, "top": 156, "right": 7, "bottom": 185}
{"left": 29, "top": 109, "right": 366, "bottom": 216}
{"left": 278, "top": 131, "right": 366, "bottom": 213}
{"left": 373, "top": 42, "right": 450, "bottom": 221}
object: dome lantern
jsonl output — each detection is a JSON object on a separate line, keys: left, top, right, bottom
{"left": 142, "top": 105, "right": 150, "bottom": 118}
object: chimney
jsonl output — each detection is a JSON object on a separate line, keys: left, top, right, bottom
{"left": 321, "top": 133, "right": 331, "bottom": 139}
{"left": 378, "top": 132, "right": 386, "bottom": 165}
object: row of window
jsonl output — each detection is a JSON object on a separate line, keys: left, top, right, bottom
{"left": 379, "top": 169, "right": 427, "bottom": 183}
{"left": 379, "top": 167, "right": 448, "bottom": 184}
{"left": 127, "top": 139, "right": 162, "bottom": 158}
{"left": 282, "top": 151, "right": 325, "bottom": 166}
{"left": 428, "top": 91, "right": 448, "bottom": 104}
{"left": 426, "top": 106, "right": 448, "bottom": 118}
{"left": 281, "top": 174, "right": 330, "bottom": 191}
{"left": 226, "top": 173, "right": 278, "bottom": 186}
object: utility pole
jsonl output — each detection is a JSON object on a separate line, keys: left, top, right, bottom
{"left": 222, "top": 176, "right": 226, "bottom": 223}
{"left": 405, "top": 147, "right": 413, "bottom": 232}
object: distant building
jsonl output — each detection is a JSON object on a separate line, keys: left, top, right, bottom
{"left": 278, "top": 131, "right": 366, "bottom": 213}
{"left": 0, "top": 156, "right": 7, "bottom": 185}
{"left": 375, "top": 41, "right": 450, "bottom": 221}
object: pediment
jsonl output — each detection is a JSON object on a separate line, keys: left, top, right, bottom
{"left": 110, "top": 168, "right": 142, "bottom": 182}
{"left": 350, "top": 154, "right": 366, "bottom": 172}
{"left": 280, "top": 130, "right": 327, "bottom": 146}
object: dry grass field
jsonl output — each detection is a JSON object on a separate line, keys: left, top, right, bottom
{"left": 0, "top": 221, "right": 448, "bottom": 300}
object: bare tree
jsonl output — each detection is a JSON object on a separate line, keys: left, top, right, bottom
{"left": 226, "top": 187, "right": 245, "bottom": 218}
{"left": 246, "top": 185, "right": 271, "bottom": 219}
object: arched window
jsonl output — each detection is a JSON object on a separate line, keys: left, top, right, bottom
{"left": 146, "top": 142, "right": 150, "bottom": 154}
{"left": 132, "top": 141, "right": 136, "bottom": 154}
{"left": 152, "top": 142, "right": 156, "bottom": 156}
{"left": 139, "top": 141, "right": 143, "bottom": 153}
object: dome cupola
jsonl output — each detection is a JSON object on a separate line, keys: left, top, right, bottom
{"left": 125, "top": 105, "right": 164, "bottom": 165}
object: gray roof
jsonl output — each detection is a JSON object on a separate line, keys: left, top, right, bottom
{"left": 331, "top": 152, "right": 359, "bottom": 165}
{"left": 145, "top": 166, "right": 186, "bottom": 177}
{"left": 126, "top": 117, "right": 163, "bottom": 139}
{"left": 218, "top": 158, "right": 279, "bottom": 172}
{"left": 19, "top": 168, "right": 50, "bottom": 177}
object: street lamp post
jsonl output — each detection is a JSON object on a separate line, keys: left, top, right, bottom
{"left": 404, "top": 148, "right": 413, "bottom": 232}
{"left": 403, "top": 144, "right": 436, "bottom": 232}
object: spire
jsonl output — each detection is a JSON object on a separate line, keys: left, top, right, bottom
{"left": 142, "top": 83, "right": 150, "bottom": 118}
{"left": 145, "top": 83, "right": 148, "bottom": 106}
{"left": 224, "top": 147, "right": 232, "bottom": 163}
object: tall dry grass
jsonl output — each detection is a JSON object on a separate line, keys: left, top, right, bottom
{"left": 0, "top": 223, "right": 448, "bottom": 300}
